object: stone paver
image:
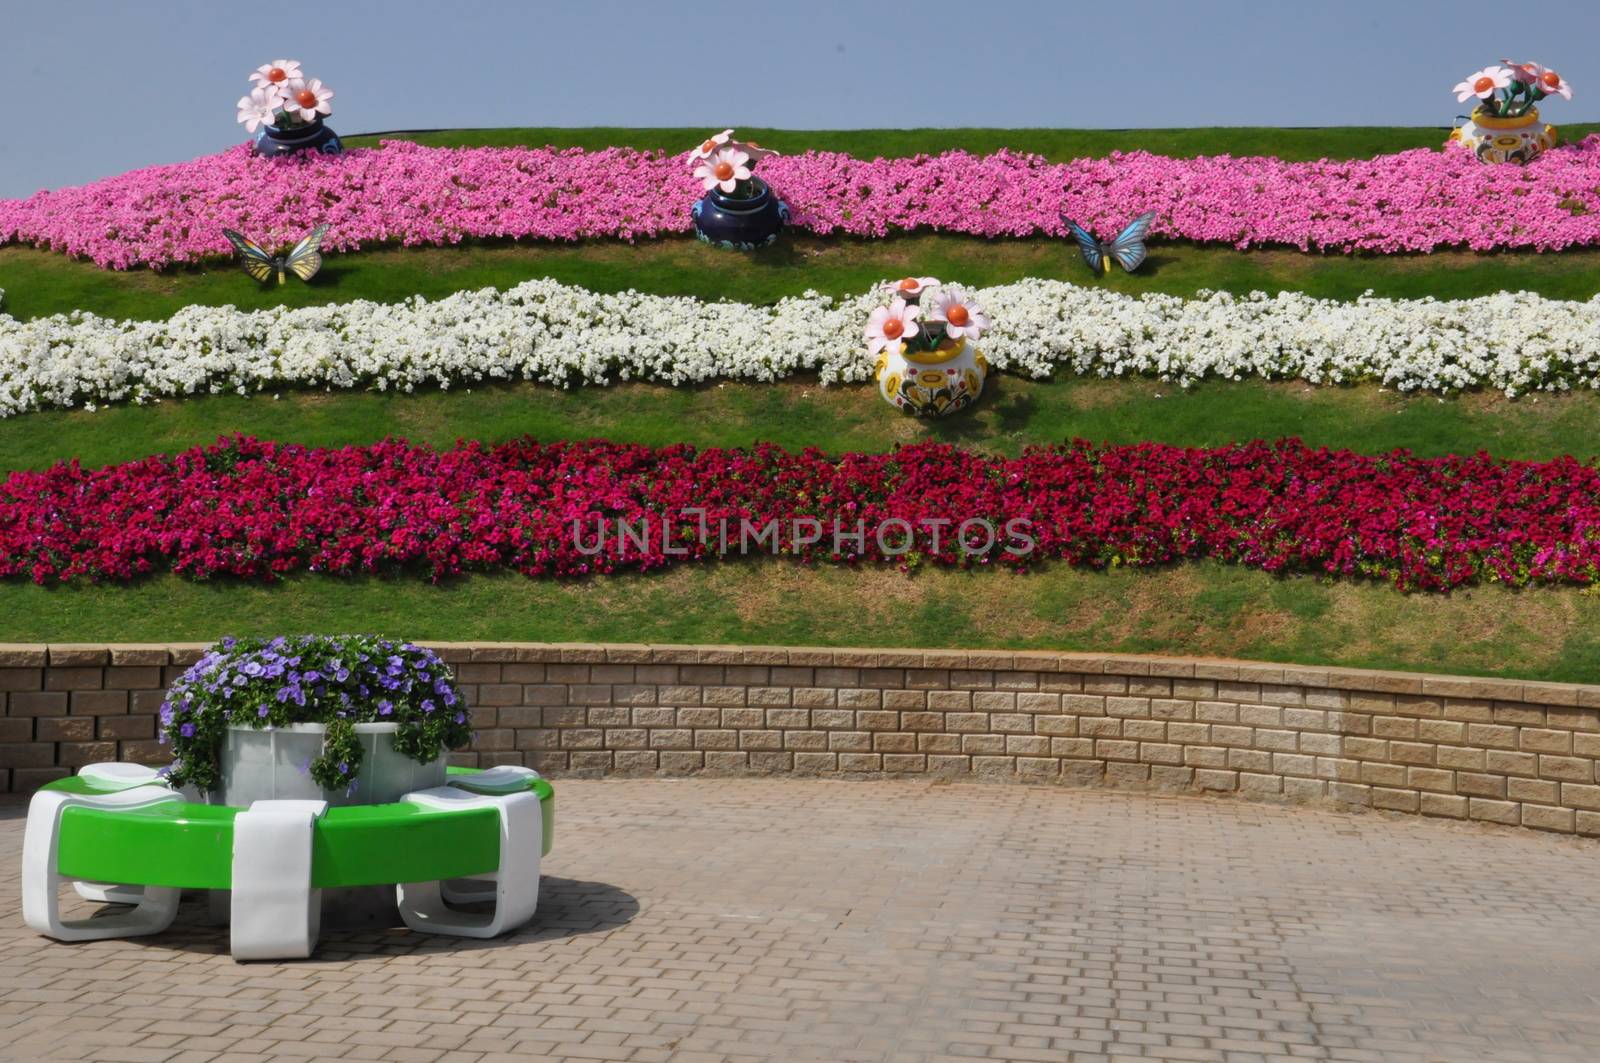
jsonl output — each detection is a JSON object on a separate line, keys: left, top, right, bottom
{"left": 2, "top": 780, "right": 1600, "bottom": 1062}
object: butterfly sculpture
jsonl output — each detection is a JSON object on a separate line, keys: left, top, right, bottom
{"left": 1060, "top": 210, "right": 1157, "bottom": 275}
{"left": 221, "top": 224, "right": 330, "bottom": 285}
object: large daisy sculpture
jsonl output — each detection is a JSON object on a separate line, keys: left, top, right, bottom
{"left": 235, "top": 58, "right": 342, "bottom": 156}
{"left": 1448, "top": 58, "right": 1574, "bottom": 163}
{"left": 685, "top": 128, "right": 790, "bottom": 249}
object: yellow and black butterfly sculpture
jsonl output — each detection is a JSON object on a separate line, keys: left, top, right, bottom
{"left": 221, "top": 224, "right": 329, "bottom": 285}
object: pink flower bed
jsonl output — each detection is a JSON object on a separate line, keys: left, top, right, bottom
{"left": 3, "top": 435, "right": 1597, "bottom": 592}
{"left": 4, "top": 138, "right": 1600, "bottom": 269}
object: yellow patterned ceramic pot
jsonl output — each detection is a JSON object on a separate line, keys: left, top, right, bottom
{"left": 1447, "top": 106, "right": 1558, "bottom": 164}
{"left": 875, "top": 338, "right": 988, "bottom": 417}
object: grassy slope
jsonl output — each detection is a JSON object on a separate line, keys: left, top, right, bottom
{"left": 4, "top": 378, "right": 1600, "bottom": 683}
{"left": 6, "top": 126, "right": 1600, "bottom": 677}
{"left": 345, "top": 125, "right": 1600, "bottom": 162}
{"left": 4, "top": 564, "right": 1597, "bottom": 685}
{"left": 4, "top": 377, "right": 1599, "bottom": 476}
{"left": 6, "top": 237, "right": 1600, "bottom": 323}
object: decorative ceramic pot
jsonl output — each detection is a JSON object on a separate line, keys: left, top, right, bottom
{"left": 691, "top": 176, "right": 790, "bottom": 249}
{"left": 876, "top": 338, "right": 988, "bottom": 417}
{"left": 251, "top": 118, "right": 344, "bottom": 158}
{"left": 1448, "top": 106, "right": 1557, "bottom": 164}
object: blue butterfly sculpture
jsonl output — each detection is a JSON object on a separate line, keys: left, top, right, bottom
{"left": 1061, "top": 210, "right": 1157, "bottom": 275}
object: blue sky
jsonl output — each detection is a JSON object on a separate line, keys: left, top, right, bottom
{"left": 5, "top": 0, "right": 1598, "bottom": 197}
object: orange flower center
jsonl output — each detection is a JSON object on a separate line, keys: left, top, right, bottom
{"left": 268, "top": 67, "right": 288, "bottom": 83}
{"left": 1540, "top": 70, "right": 1561, "bottom": 89}
{"left": 700, "top": 139, "right": 717, "bottom": 154}
{"left": 1474, "top": 76, "right": 1495, "bottom": 93}
{"left": 946, "top": 304, "right": 970, "bottom": 327}
{"left": 881, "top": 319, "right": 905, "bottom": 340}
{"left": 713, "top": 161, "right": 734, "bottom": 181}
{"left": 896, "top": 277, "right": 920, "bottom": 291}
{"left": 295, "top": 89, "right": 318, "bottom": 109}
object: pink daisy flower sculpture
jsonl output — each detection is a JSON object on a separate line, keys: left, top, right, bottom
{"left": 694, "top": 147, "right": 752, "bottom": 194}
{"left": 282, "top": 78, "right": 334, "bottom": 122}
{"left": 865, "top": 297, "right": 920, "bottom": 357}
{"left": 880, "top": 276, "right": 941, "bottom": 300}
{"left": 926, "top": 287, "right": 989, "bottom": 343}
{"left": 1454, "top": 65, "right": 1512, "bottom": 102}
{"left": 250, "top": 59, "right": 303, "bottom": 90}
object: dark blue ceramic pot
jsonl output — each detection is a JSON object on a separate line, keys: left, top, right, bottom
{"left": 691, "top": 177, "right": 789, "bottom": 250}
{"left": 252, "top": 118, "right": 344, "bottom": 158}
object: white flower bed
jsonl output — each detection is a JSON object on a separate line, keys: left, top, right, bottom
{"left": 2, "top": 278, "right": 1598, "bottom": 417}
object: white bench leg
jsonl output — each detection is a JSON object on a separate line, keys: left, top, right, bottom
{"left": 397, "top": 788, "right": 541, "bottom": 938}
{"left": 22, "top": 789, "right": 182, "bottom": 941}
{"left": 438, "top": 767, "right": 545, "bottom": 903}
{"left": 74, "top": 881, "right": 147, "bottom": 905}
{"left": 229, "top": 799, "right": 328, "bottom": 961}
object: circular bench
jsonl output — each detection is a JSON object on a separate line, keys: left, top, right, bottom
{"left": 23, "top": 764, "right": 555, "bottom": 960}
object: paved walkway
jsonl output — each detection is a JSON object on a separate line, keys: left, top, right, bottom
{"left": 3, "top": 780, "right": 1600, "bottom": 1062}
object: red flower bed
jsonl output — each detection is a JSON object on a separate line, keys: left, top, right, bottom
{"left": 2, "top": 436, "right": 1597, "bottom": 592}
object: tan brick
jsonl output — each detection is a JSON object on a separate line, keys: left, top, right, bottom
{"left": 881, "top": 689, "right": 924, "bottom": 710}
{"left": 1469, "top": 798, "right": 1521, "bottom": 824}
{"left": 1360, "top": 762, "right": 1408, "bottom": 787}
{"left": 1538, "top": 755, "right": 1593, "bottom": 782}
{"left": 1139, "top": 743, "right": 1184, "bottom": 766}
{"left": 1485, "top": 749, "right": 1538, "bottom": 777}
{"left": 1238, "top": 704, "right": 1283, "bottom": 728}
{"left": 1561, "top": 783, "right": 1600, "bottom": 811}
{"left": 793, "top": 752, "right": 838, "bottom": 773}
{"left": 1005, "top": 735, "right": 1050, "bottom": 757}
{"left": 1418, "top": 793, "right": 1468, "bottom": 819}
{"left": 1520, "top": 728, "right": 1572, "bottom": 754}
{"left": 1436, "top": 745, "right": 1487, "bottom": 771}
{"left": 1389, "top": 742, "right": 1436, "bottom": 765}
{"left": 1185, "top": 745, "right": 1229, "bottom": 768}
{"left": 1456, "top": 772, "right": 1507, "bottom": 798}
{"left": 1521, "top": 804, "right": 1575, "bottom": 833}
{"left": 1194, "top": 769, "right": 1237, "bottom": 791}
{"left": 837, "top": 753, "right": 881, "bottom": 772}
{"left": 873, "top": 733, "right": 917, "bottom": 753}
{"left": 1407, "top": 767, "right": 1454, "bottom": 793}
{"left": 1343, "top": 736, "right": 1387, "bottom": 760}
{"left": 1229, "top": 749, "right": 1273, "bottom": 773}
{"left": 1466, "top": 723, "right": 1518, "bottom": 749}
{"left": 1507, "top": 777, "right": 1560, "bottom": 806}
{"left": 1372, "top": 788, "right": 1419, "bottom": 813}
{"left": 1493, "top": 703, "right": 1546, "bottom": 726}
{"left": 1238, "top": 773, "right": 1283, "bottom": 795}
{"left": 1122, "top": 719, "right": 1166, "bottom": 741}
{"left": 1051, "top": 738, "right": 1094, "bottom": 758}
{"left": 1329, "top": 782, "right": 1372, "bottom": 806}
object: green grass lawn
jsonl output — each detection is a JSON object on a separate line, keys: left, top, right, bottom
{"left": 3, "top": 377, "right": 1599, "bottom": 475}
{"left": 5, "top": 236, "right": 1600, "bottom": 323}
{"left": 346, "top": 124, "right": 1600, "bottom": 162}
{"left": 3, "top": 562, "right": 1595, "bottom": 684}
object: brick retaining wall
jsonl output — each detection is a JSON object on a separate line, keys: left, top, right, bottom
{"left": 4, "top": 642, "right": 1600, "bottom": 835}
